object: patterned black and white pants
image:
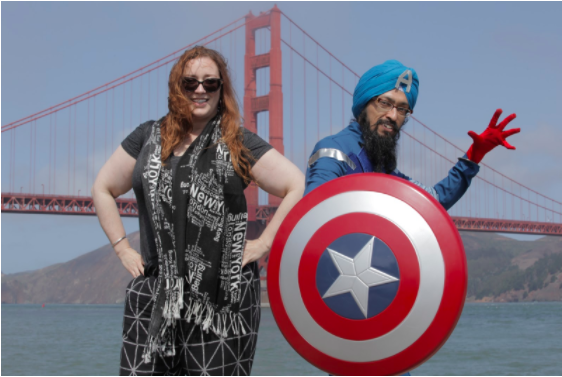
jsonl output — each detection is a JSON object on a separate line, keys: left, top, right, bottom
{"left": 119, "top": 263, "right": 261, "bottom": 376}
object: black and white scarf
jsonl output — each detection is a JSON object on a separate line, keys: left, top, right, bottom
{"left": 140, "top": 115, "right": 249, "bottom": 362}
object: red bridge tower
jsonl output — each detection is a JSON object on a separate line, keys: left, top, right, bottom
{"left": 243, "top": 6, "right": 284, "bottom": 221}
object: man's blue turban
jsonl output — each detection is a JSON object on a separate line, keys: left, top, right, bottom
{"left": 352, "top": 60, "right": 419, "bottom": 119}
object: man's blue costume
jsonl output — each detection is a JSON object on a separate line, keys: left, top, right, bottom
{"left": 305, "top": 121, "right": 479, "bottom": 210}
{"left": 304, "top": 60, "right": 479, "bottom": 210}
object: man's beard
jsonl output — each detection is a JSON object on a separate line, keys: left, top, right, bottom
{"left": 357, "top": 110, "right": 401, "bottom": 173}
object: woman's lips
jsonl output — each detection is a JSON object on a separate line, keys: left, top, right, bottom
{"left": 192, "top": 98, "right": 209, "bottom": 107}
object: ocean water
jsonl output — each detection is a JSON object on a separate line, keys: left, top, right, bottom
{"left": 2, "top": 302, "right": 561, "bottom": 376}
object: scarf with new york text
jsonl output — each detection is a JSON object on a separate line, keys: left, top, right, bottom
{"left": 140, "top": 115, "right": 249, "bottom": 362}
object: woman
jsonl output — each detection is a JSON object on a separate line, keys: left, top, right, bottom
{"left": 92, "top": 46, "right": 304, "bottom": 375}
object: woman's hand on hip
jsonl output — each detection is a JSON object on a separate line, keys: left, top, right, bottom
{"left": 116, "top": 247, "right": 145, "bottom": 278}
{"left": 242, "top": 238, "right": 270, "bottom": 268}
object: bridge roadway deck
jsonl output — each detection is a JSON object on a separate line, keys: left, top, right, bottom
{"left": 2, "top": 193, "right": 561, "bottom": 236}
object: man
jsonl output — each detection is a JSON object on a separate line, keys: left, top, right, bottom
{"left": 305, "top": 59, "right": 520, "bottom": 209}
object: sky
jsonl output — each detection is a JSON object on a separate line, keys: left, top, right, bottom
{"left": 2, "top": 2, "right": 562, "bottom": 273}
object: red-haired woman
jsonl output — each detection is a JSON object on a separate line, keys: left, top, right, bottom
{"left": 92, "top": 46, "right": 304, "bottom": 375}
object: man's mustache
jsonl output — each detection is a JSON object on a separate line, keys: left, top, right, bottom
{"left": 372, "top": 118, "right": 399, "bottom": 134}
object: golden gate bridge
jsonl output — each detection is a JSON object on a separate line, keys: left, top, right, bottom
{"left": 3, "top": 6, "right": 562, "bottom": 238}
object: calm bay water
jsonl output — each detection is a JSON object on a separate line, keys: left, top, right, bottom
{"left": 2, "top": 302, "right": 561, "bottom": 375}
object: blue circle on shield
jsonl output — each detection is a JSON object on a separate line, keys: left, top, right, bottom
{"left": 315, "top": 233, "right": 400, "bottom": 320}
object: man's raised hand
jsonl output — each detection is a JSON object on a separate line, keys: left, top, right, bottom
{"left": 466, "top": 109, "right": 520, "bottom": 164}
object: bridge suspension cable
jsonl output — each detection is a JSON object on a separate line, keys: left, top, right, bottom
{"left": 2, "top": 6, "right": 560, "bottom": 235}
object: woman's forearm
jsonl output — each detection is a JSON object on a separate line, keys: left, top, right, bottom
{"left": 91, "top": 147, "right": 137, "bottom": 253}
{"left": 92, "top": 186, "right": 132, "bottom": 252}
{"left": 257, "top": 184, "right": 304, "bottom": 251}
{"left": 92, "top": 146, "right": 143, "bottom": 276}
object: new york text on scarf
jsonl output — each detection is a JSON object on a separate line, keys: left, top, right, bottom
{"left": 139, "top": 115, "right": 249, "bottom": 362}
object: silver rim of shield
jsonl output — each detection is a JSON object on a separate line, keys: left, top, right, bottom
{"left": 279, "top": 191, "right": 445, "bottom": 362}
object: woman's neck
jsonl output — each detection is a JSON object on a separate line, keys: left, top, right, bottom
{"left": 190, "top": 112, "right": 216, "bottom": 137}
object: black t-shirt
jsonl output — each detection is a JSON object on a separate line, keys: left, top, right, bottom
{"left": 122, "top": 122, "right": 272, "bottom": 167}
{"left": 121, "top": 120, "right": 273, "bottom": 269}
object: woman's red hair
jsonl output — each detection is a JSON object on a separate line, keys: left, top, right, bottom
{"left": 161, "top": 46, "right": 253, "bottom": 184}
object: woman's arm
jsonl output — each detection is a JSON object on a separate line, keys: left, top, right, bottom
{"left": 242, "top": 149, "right": 305, "bottom": 267}
{"left": 92, "top": 146, "right": 144, "bottom": 277}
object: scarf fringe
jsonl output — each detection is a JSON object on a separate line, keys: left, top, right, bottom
{"left": 142, "top": 288, "right": 247, "bottom": 364}
{"left": 183, "top": 295, "right": 246, "bottom": 337}
{"left": 162, "top": 277, "right": 184, "bottom": 320}
{"left": 142, "top": 276, "right": 183, "bottom": 364}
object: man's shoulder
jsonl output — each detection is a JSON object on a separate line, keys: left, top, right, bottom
{"left": 313, "top": 122, "right": 363, "bottom": 156}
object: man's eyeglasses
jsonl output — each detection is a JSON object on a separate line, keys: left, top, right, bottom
{"left": 182, "top": 77, "right": 223, "bottom": 93}
{"left": 373, "top": 97, "right": 412, "bottom": 117}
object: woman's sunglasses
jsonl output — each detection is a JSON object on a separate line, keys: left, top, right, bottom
{"left": 182, "top": 77, "right": 223, "bottom": 93}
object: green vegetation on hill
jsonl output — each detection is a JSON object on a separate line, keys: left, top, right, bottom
{"left": 467, "top": 249, "right": 562, "bottom": 299}
{"left": 2, "top": 231, "right": 561, "bottom": 304}
{"left": 460, "top": 232, "right": 534, "bottom": 258}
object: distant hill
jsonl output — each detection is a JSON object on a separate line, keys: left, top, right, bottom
{"left": 2, "top": 231, "right": 562, "bottom": 304}
{"left": 1, "top": 233, "right": 141, "bottom": 304}
{"left": 461, "top": 232, "right": 562, "bottom": 302}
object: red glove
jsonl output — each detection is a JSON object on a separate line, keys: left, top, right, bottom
{"left": 466, "top": 109, "right": 520, "bottom": 164}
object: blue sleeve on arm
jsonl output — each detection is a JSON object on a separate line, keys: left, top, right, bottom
{"left": 305, "top": 157, "right": 347, "bottom": 196}
{"left": 392, "top": 169, "right": 440, "bottom": 201}
{"left": 393, "top": 155, "right": 479, "bottom": 211}
{"left": 433, "top": 156, "right": 479, "bottom": 210}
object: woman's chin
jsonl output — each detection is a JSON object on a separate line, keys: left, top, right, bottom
{"left": 192, "top": 108, "right": 216, "bottom": 121}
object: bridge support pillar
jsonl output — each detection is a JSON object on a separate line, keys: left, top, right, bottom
{"left": 268, "top": 6, "right": 284, "bottom": 207}
{"left": 243, "top": 6, "right": 284, "bottom": 216}
{"left": 243, "top": 11, "right": 258, "bottom": 221}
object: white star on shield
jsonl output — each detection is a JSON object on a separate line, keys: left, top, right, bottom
{"left": 322, "top": 236, "right": 399, "bottom": 318}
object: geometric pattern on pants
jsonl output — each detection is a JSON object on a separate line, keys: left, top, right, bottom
{"left": 119, "top": 262, "right": 261, "bottom": 376}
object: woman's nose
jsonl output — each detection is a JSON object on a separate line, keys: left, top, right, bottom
{"left": 194, "top": 83, "right": 206, "bottom": 93}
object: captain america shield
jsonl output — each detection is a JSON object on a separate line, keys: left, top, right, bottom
{"left": 267, "top": 173, "right": 467, "bottom": 376}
